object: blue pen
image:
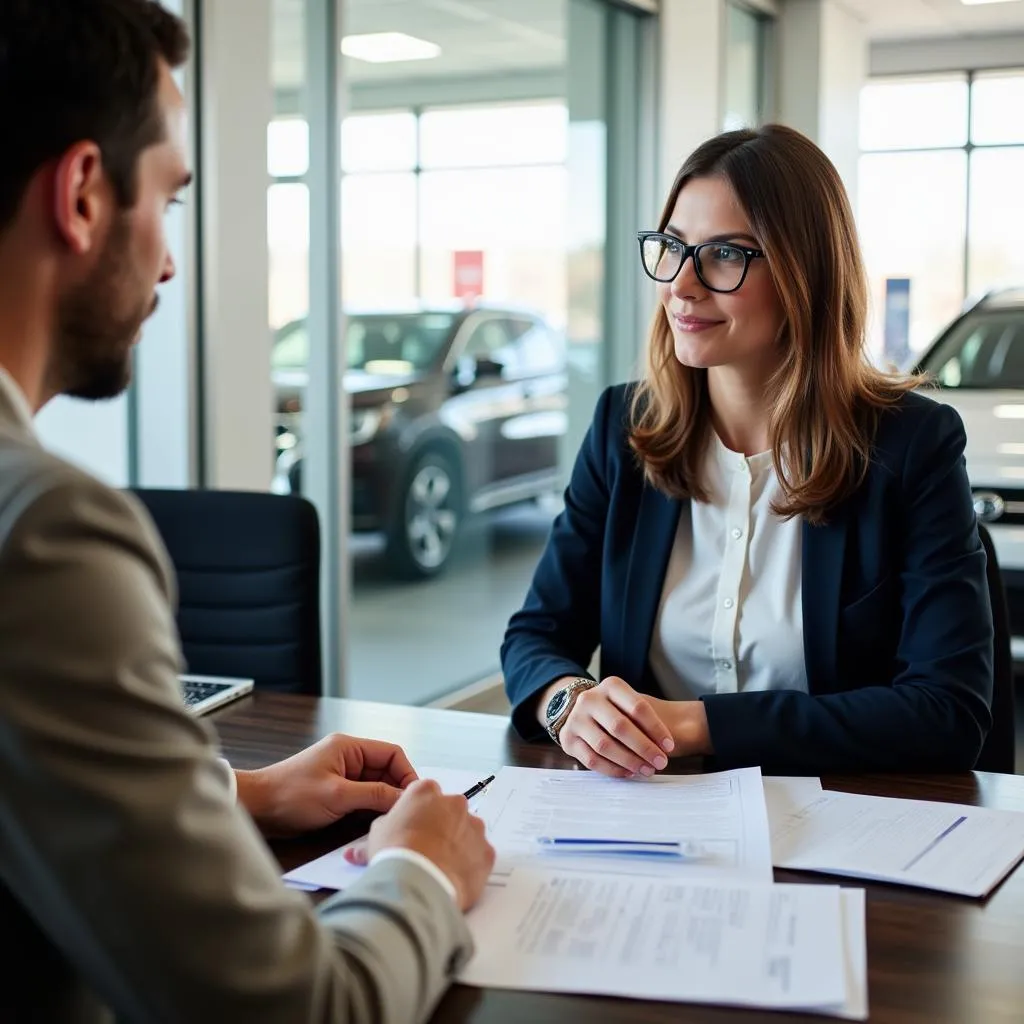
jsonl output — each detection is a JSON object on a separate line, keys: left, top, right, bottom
{"left": 536, "top": 838, "right": 707, "bottom": 859}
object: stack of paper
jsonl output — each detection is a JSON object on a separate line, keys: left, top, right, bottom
{"left": 462, "top": 873, "right": 866, "bottom": 1019}
{"left": 283, "top": 764, "right": 867, "bottom": 1018}
{"left": 282, "top": 760, "right": 1024, "bottom": 1014}
{"left": 769, "top": 789, "right": 1024, "bottom": 897}
{"left": 476, "top": 765, "right": 774, "bottom": 883}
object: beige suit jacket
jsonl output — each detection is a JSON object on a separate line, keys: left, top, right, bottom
{"left": 0, "top": 373, "right": 472, "bottom": 1023}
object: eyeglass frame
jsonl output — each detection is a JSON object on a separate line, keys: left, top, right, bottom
{"left": 636, "top": 230, "right": 767, "bottom": 294}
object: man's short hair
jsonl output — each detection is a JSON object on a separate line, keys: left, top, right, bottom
{"left": 0, "top": 0, "right": 190, "bottom": 231}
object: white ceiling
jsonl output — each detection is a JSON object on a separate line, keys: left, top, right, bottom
{"left": 844, "top": 0, "right": 1024, "bottom": 42}
{"left": 271, "top": 0, "right": 1024, "bottom": 95}
{"left": 273, "top": 0, "right": 566, "bottom": 92}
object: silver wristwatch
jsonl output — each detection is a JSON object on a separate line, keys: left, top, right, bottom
{"left": 543, "top": 677, "right": 597, "bottom": 743}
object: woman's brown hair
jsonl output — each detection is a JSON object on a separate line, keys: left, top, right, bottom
{"left": 629, "top": 123, "right": 920, "bottom": 524}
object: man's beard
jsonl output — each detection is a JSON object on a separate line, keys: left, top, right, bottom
{"left": 53, "top": 215, "right": 155, "bottom": 402}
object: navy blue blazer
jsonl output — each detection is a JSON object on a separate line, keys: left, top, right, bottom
{"left": 502, "top": 384, "right": 994, "bottom": 774}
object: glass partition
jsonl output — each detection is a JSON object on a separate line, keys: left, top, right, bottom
{"left": 269, "top": 0, "right": 653, "bottom": 703}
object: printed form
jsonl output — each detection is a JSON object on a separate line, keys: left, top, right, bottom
{"left": 479, "top": 765, "right": 775, "bottom": 883}
{"left": 460, "top": 871, "right": 864, "bottom": 1017}
{"left": 771, "top": 790, "right": 1024, "bottom": 897}
{"left": 287, "top": 765, "right": 775, "bottom": 889}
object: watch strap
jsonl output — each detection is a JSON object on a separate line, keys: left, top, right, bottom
{"left": 545, "top": 677, "right": 597, "bottom": 744}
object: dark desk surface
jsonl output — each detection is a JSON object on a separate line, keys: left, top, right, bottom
{"left": 213, "top": 692, "right": 1024, "bottom": 1024}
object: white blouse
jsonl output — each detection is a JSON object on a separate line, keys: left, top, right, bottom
{"left": 649, "top": 432, "right": 807, "bottom": 699}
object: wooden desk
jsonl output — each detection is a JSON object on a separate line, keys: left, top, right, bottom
{"left": 213, "top": 692, "right": 1024, "bottom": 1024}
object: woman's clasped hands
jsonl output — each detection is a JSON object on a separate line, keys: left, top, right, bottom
{"left": 550, "top": 676, "right": 713, "bottom": 778}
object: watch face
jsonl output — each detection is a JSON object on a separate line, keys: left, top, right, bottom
{"left": 545, "top": 689, "right": 568, "bottom": 723}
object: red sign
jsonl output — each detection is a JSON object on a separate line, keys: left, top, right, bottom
{"left": 453, "top": 250, "right": 484, "bottom": 301}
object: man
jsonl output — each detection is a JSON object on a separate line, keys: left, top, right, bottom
{"left": 0, "top": 2, "right": 494, "bottom": 1022}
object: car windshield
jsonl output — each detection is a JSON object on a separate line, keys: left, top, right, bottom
{"left": 920, "top": 311, "right": 1024, "bottom": 390}
{"left": 272, "top": 313, "right": 457, "bottom": 374}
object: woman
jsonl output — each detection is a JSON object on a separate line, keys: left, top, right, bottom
{"left": 501, "top": 124, "right": 993, "bottom": 777}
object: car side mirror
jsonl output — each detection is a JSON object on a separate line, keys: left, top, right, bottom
{"left": 474, "top": 355, "right": 505, "bottom": 379}
{"left": 452, "top": 354, "right": 505, "bottom": 392}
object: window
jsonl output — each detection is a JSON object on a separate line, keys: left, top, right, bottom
{"left": 968, "top": 148, "right": 1024, "bottom": 294}
{"left": 464, "top": 319, "right": 512, "bottom": 360}
{"left": 722, "top": 4, "right": 769, "bottom": 131}
{"left": 860, "top": 76, "right": 968, "bottom": 151}
{"left": 858, "top": 69, "right": 1024, "bottom": 359}
{"left": 858, "top": 150, "right": 966, "bottom": 355}
{"left": 341, "top": 112, "right": 417, "bottom": 173}
{"left": 347, "top": 313, "right": 456, "bottom": 373}
{"left": 921, "top": 312, "right": 1024, "bottom": 391}
{"left": 971, "top": 73, "right": 1024, "bottom": 146}
{"left": 420, "top": 104, "right": 567, "bottom": 168}
{"left": 270, "top": 0, "right": 652, "bottom": 705}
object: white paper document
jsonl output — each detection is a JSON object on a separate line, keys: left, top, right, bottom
{"left": 478, "top": 765, "right": 774, "bottom": 883}
{"left": 764, "top": 776, "right": 824, "bottom": 859}
{"left": 282, "top": 767, "right": 489, "bottom": 891}
{"left": 833, "top": 889, "right": 868, "bottom": 1021}
{"left": 460, "top": 870, "right": 851, "bottom": 1012}
{"left": 771, "top": 790, "right": 1024, "bottom": 897}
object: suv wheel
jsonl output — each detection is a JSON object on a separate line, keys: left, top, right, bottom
{"left": 387, "top": 450, "right": 462, "bottom": 579}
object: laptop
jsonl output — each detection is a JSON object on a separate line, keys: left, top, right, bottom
{"left": 180, "top": 674, "right": 255, "bottom": 716}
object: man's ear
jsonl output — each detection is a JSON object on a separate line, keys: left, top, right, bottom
{"left": 52, "top": 142, "right": 111, "bottom": 256}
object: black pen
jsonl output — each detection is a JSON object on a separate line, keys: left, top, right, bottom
{"left": 462, "top": 774, "right": 495, "bottom": 800}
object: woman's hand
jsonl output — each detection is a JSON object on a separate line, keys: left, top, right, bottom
{"left": 537, "top": 677, "right": 714, "bottom": 778}
{"left": 551, "top": 676, "right": 675, "bottom": 778}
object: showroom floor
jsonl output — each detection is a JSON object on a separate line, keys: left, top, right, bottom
{"left": 348, "top": 503, "right": 552, "bottom": 706}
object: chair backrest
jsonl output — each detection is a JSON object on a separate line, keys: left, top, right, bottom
{"left": 131, "top": 489, "right": 322, "bottom": 695}
{"left": 974, "top": 523, "right": 1016, "bottom": 773}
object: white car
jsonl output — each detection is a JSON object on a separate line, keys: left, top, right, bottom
{"left": 916, "top": 287, "right": 1024, "bottom": 658}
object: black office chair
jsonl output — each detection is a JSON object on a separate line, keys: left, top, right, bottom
{"left": 975, "top": 523, "right": 1016, "bottom": 773}
{"left": 131, "top": 489, "right": 322, "bottom": 695}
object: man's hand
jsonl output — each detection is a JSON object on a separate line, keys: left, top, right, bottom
{"left": 343, "top": 780, "right": 496, "bottom": 911}
{"left": 236, "top": 734, "right": 418, "bottom": 838}
{"left": 543, "top": 676, "right": 713, "bottom": 778}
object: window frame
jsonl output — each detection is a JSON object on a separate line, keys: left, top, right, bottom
{"left": 859, "top": 68, "right": 1024, "bottom": 302}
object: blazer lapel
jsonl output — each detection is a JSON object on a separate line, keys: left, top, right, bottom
{"left": 621, "top": 487, "right": 681, "bottom": 690}
{"left": 801, "top": 513, "right": 847, "bottom": 692}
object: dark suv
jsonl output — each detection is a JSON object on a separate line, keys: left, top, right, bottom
{"left": 272, "top": 306, "right": 568, "bottom": 578}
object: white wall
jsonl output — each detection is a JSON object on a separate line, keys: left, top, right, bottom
{"left": 136, "top": 195, "right": 194, "bottom": 488}
{"left": 818, "top": 0, "right": 866, "bottom": 207}
{"left": 199, "top": 0, "right": 275, "bottom": 491}
{"left": 660, "top": 0, "right": 865, "bottom": 203}
{"left": 870, "top": 33, "right": 1024, "bottom": 76}
{"left": 777, "top": 0, "right": 866, "bottom": 202}
{"left": 35, "top": 398, "right": 129, "bottom": 486}
{"left": 35, "top": 0, "right": 196, "bottom": 488}
{"left": 136, "top": 0, "right": 196, "bottom": 489}
{"left": 659, "top": 0, "right": 724, "bottom": 196}
{"left": 777, "top": 0, "right": 821, "bottom": 140}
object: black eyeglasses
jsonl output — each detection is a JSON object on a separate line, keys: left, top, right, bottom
{"left": 637, "top": 231, "right": 766, "bottom": 294}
